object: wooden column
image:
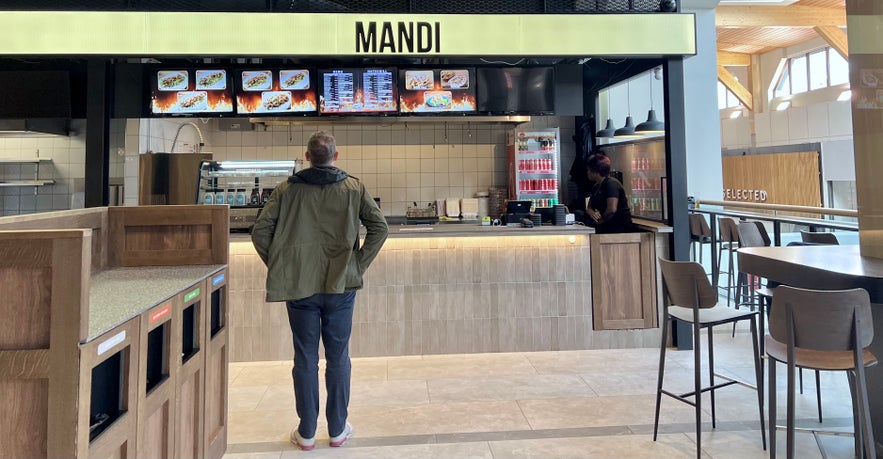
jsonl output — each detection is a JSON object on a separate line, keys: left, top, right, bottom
{"left": 846, "top": 0, "right": 883, "bottom": 258}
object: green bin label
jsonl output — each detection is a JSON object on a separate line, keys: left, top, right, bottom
{"left": 184, "top": 288, "right": 201, "bottom": 303}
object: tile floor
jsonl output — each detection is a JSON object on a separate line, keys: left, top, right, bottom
{"left": 224, "top": 325, "right": 861, "bottom": 459}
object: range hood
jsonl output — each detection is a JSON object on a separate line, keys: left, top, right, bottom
{"left": 0, "top": 118, "right": 70, "bottom": 137}
{"left": 249, "top": 115, "right": 531, "bottom": 126}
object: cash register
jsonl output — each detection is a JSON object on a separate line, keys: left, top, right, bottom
{"left": 504, "top": 200, "right": 533, "bottom": 226}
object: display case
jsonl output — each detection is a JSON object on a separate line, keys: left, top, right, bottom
{"left": 601, "top": 138, "right": 667, "bottom": 222}
{"left": 198, "top": 160, "right": 300, "bottom": 231}
{"left": 507, "top": 127, "right": 560, "bottom": 210}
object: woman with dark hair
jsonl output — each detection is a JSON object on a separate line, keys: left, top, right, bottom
{"left": 577, "top": 152, "right": 634, "bottom": 233}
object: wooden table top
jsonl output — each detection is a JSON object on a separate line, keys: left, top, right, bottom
{"left": 738, "top": 245, "right": 883, "bottom": 302}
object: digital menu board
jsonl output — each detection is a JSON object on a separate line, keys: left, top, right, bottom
{"left": 399, "top": 68, "right": 476, "bottom": 114}
{"left": 150, "top": 69, "right": 233, "bottom": 115}
{"left": 319, "top": 68, "right": 397, "bottom": 114}
{"left": 235, "top": 69, "right": 317, "bottom": 115}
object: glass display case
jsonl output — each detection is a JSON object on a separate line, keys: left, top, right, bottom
{"left": 507, "top": 127, "right": 560, "bottom": 210}
{"left": 198, "top": 160, "right": 301, "bottom": 231}
{"left": 601, "top": 138, "right": 667, "bottom": 222}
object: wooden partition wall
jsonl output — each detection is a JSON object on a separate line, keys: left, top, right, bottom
{"left": 722, "top": 151, "right": 821, "bottom": 218}
{"left": 0, "top": 205, "right": 229, "bottom": 459}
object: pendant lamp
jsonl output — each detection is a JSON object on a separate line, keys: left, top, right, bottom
{"left": 636, "top": 71, "right": 665, "bottom": 133}
{"left": 596, "top": 93, "right": 616, "bottom": 138}
{"left": 613, "top": 81, "right": 642, "bottom": 138}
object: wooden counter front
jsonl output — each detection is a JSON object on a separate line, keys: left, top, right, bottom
{"left": 229, "top": 228, "right": 667, "bottom": 362}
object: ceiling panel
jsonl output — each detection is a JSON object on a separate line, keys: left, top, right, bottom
{"left": 794, "top": 0, "right": 843, "bottom": 7}
{"left": 718, "top": 27, "right": 822, "bottom": 54}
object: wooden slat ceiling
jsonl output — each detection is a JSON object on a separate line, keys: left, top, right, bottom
{"left": 717, "top": 0, "right": 846, "bottom": 56}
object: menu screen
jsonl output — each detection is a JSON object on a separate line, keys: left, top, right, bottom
{"left": 150, "top": 69, "right": 233, "bottom": 115}
{"left": 235, "top": 69, "right": 317, "bottom": 115}
{"left": 319, "top": 68, "right": 397, "bottom": 114}
{"left": 399, "top": 68, "right": 476, "bottom": 113}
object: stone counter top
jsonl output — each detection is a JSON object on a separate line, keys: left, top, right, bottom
{"left": 88, "top": 265, "right": 226, "bottom": 342}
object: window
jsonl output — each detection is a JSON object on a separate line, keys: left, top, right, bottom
{"left": 774, "top": 46, "right": 849, "bottom": 96}
{"left": 717, "top": 81, "right": 742, "bottom": 109}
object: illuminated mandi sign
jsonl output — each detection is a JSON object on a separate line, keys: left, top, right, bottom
{"left": 724, "top": 189, "right": 768, "bottom": 202}
{"left": 0, "top": 12, "right": 696, "bottom": 57}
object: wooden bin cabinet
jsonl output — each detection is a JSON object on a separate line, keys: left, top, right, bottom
{"left": 80, "top": 317, "right": 141, "bottom": 459}
{"left": 0, "top": 205, "right": 230, "bottom": 459}
{"left": 176, "top": 284, "right": 207, "bottom": 459}
{"left": 136, "top": 299, "right": 178, "bottom": 459}
{"left": 591, "top": 232, "right": 658, "bottom": 330}
{"left": 203, "top": 269, "right": 229, "bottom": 459}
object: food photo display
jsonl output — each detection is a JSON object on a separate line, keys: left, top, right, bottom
{"left": 235, "top": 69, "right": 317, "bottom": 115}
{"left": 399, "top": 68, "right": 476, "bottom": 113}
{"left": 150, "top": 69, "right": 233, "bottom": 115}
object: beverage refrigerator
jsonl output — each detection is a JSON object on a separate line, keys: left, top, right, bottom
{"left": 600, "top": 137, "right": 667, "bottom": 222}
{"left": 507, "top": 127, "right": 560, "bottom": 210}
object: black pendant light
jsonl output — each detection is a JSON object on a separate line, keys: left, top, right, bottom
{"left": 614, "top": 78, "right": 642, "bottom": 138}
{"left": 636, "top": 69, "right": 666, "bottom": 133}
{"left": 596, "top": 118, "right": 616, "bottom": 138}
{"left": 596, "top": 92, "right": 616, "bottom": 138}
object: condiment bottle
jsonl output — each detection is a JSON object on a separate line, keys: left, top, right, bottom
{"left": 235, "top": 189, "right": 247, "bottom": 206}
{"left": 249, "top": 178, "right": 261, "bottom": 206}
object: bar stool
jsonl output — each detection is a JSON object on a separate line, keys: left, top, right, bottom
{"left": 654, "top": 258, "right": 766, "bottom": 459}
{"left": 689, "top": 214, "right": 712, "bottom": 264}
{"left": 766, "top": 286, "right": 877, "bottom": 459}
{"left": 716, "top": 217, "right": 740, "bottom": 306}
{"left": 800, "top": 230, "right": 839, "bottom": 245}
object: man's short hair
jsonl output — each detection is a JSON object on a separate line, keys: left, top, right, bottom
{"left": 587, "top": 152, "right": 611, "bottom": 177}
{"left": 307, "top": 131, "right": 336, "bottom": 166}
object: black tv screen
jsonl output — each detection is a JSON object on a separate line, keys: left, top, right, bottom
{"left": 319, "top": 68, "right": 397, "bottom": 114}
{"left": 399, "top": 68, "right": 476, "bottom": 114}
{"left": 150, "top": 68, "right": 233, "bottom": 116}
{"left": 477, "top": 67, "right": 555, "bottom": 114}
{"left": 235, "top": 69, "right": 317, "bottom": 115}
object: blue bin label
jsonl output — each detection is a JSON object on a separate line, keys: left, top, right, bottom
{"left": 212, "top": 273, "right": 225, "bottom": 286}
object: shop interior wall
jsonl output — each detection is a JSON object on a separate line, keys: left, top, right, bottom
{"left": 122, "top": 117, "right": 576, "bottom": 216}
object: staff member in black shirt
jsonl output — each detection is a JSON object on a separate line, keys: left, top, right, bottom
{"left": 576, "top": 152, "right": 635, "bottom": 233}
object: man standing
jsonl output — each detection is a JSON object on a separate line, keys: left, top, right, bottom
{"left": 252, "top": 131, "right": 388, "bottom": 451}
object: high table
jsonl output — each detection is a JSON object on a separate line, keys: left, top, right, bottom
{"left": 738, "top": 244, "right": 883, "bottom": 454}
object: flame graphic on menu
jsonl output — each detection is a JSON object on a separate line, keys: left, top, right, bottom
{"left": 237, "top": 92, "right": 317, "bottom": 113}
{"left": 400, "top": 94, "right": 476, "bottom": 113}
{"left": 152, "top": 91, "right": 233, "bottom": 113}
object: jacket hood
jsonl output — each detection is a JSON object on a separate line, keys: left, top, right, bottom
{"left": 289, "top": 166, "right": 349, "bottom": 185}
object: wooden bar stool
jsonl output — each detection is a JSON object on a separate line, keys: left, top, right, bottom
{"left": 654, "top": 258, "right": 766, "bottom": 459}
{"left": 689, "top": 213, "right": 712, "bottom": 265}
{"left": 766, "top": 286, "right": 877, "bottom": 459}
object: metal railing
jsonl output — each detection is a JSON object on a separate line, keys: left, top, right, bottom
{"left": 690, "top": 199, "right": 858, "bottom": 287}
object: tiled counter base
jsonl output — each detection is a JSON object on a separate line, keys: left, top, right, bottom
{"left": 230, "top": 228, "right": 665, "bottom": 361}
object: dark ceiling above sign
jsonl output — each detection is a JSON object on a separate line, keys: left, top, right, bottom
{"left": 0, "top": 0, "right": 672, "bottom": 14}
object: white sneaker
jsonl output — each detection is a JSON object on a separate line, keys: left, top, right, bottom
{"left": 290, "top": 429, "right": 315, "bottom": 451}
{"left": 329, "top": 422, "right": 353, "bottom": 447}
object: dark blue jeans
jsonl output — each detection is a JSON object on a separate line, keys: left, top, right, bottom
{"left": 286, "top": 291, "right": 355, "bottom": 439}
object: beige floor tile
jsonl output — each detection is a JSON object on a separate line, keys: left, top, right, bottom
{"left": 223, "top": 452, "right": 282, "bottom": 459}
{"left": 232, "top": 364, "right": 294, "bottom": 387}
{"left": 255, "top": 385, "right": 295, "bottom": 412}
{"left": 688, "top": 428, "right": 858, "bottom": 459}
{"left": 388, "top": 353, "right": 536, "bottom": 380}
{"left": 351, "top": 379, "right": 430, "bottom": 406}
{"left": 517, "top": 394, "right": 698, "bottom": 430}
{"left": 580, "top": 368, "right": 702, "bottom": 397}
{"left": 229, "top": 386, "right": 270, "bottom": 412}
{"left": 428, "top": 374, "right": 595, "bottom": 402}
{"left": 228, "top": 409, "right": 296, "bottom": 444}
{"left": 351, "top": 357, "right": 389, "bottom": 381}
{"left": 347, "top": 400, "right": 531, "bottom": 437}
{"left": 278, "top": 442, "right": 494, "bottom": 459}
{"left": 526, "top": 348, "right": 677, "bottom": 375}
{"left": 488, "top": 433, "right": 704, "bottom": 458}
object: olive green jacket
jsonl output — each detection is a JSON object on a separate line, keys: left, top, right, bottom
{"left": 251, "top": 166, "right": 388, "bottom": 302}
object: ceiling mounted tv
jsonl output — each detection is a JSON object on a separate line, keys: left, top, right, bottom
{"left": 319, "top": 68, "right": 397, "bottom": 114}
{"left": 149, "top": 68, "right": 233, "bottom": 116}
{"left": 235, "top": 69, "right": 317, "bottom": 115}
{"left": 399, "top": 68, "right": 476, "bottom": 114}
{"left": 477, "top": 67, "right": 555, "bottom": 115}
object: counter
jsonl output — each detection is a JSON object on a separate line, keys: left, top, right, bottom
{"left": 229, "top": 222, "right": 669, "bottom": 362}
{"left": 737, "top": 244, "right": 883, "bottom": 450}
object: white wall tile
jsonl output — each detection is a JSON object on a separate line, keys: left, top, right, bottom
{"left": 806, "top": 103, "right": 830, "bottom": 140}
{"left": 827, "top": 101, "right": 853, "bottom": 137}
{"left": 787, "top": 106, "right": 808, "bottom": 141}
